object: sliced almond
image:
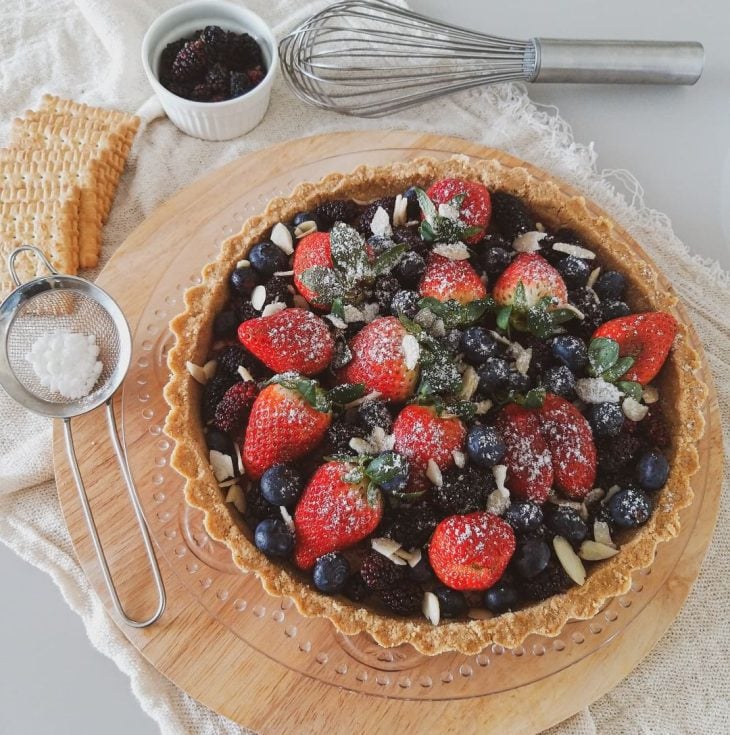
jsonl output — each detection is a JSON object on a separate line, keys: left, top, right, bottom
{"left": 584, "top": 487, "right": 605, "bottom": 505}
{"left": 426, "top": 459, "right": 443, "bottom": 487}
{"left": 371, "top": 537, "right": 407, "bottom": 565}
{"left": 593, "top": 520, "right": 615, "bottom": 548}
{"left": 343, "top": 304, "right": 365, "bottom": 323}
{"left": 603, "top": 484, "right": 621, "bottom": 504}
{"left": 261, "top": 301, "right": 287, "bottom": 317}
{"left": 233, "top": 442, "right": 245, "bottom": 476}
{"left": 401, "top": 334, "right": 420, "bottom": 370}
{"left": 236, "top": 259, "right": 251, "bottom": 269}
{"left": 514, "top": 346, "right": 532, "bottom": 376}
{"left": 186, "top": 360, "right": 209, "bottom": 385}
{"left": 474, "top": 399, "right": 493, "bottom": 415}
{"left": 349, "top": 437, "right": 373, "bottom": 455}
{"left": 271, "top": 222, "right": 294, "bottom": 255}
{"left": 553, "top": 536, "right": 586, "bottom": 585}
{"left": 622, "top": 396, "right": 649, "bottom": 421}
{"left": 575, "top": 377, "right": 622, "bottom": 404}
{"left": 486, "top": 487, "right": 510, "bottom": 515}
{"left": 513, "top": 230, "right": 546, "bottom": 252}
{"left": 452, "top": 449, "right": 466, "bottom": 468}
{"left": 422, "top": 592, "right": 440, "bottom": 625}
{"left": 344, "top": 390, "right": 382, "bottom": 410}
{"left": 294, "top": 220, "right": 317, "bottom": 238}
{"left": 552, "top": 242, "right": 596, "bottom": 260}
{"left": 395, "top": 547, "right": 422, "bottom": 567}
{"left": 432, "top": 242, "right": 470, "bottom": 260}
{"left": 210, "top": 450, "right": 234, "bottom": 482}
{"left": 430, "top": 318, "right": 446, "bottom": 338}
{"left": 393, "top": 194, "right": 408, "bottom": 226}
{"left": 237, "top": 365, "right": 254, "bottom": 382}
{"left": 370, "top": 206, "right": 392, "bottom": 238}
{"left": 251, "top": 284, "right": 266, "bottom": 311}
{"left": 202, "top": 359, "right": 218, "bottom": 381}
{"left": 225, "top": 483, "right": 247, "bottom": 514}
{"left": 361, "top": 303, "right": 380, "bottom": 323}
{"left": 492, "top": 464, "right": 508, "bottom": 493}
{"left": 587, "top": 266, "right": 601, "bottom": 289}
{"left": 280, "top": 505, "right": 295, "bottom": 533}
{"left": 643, "top": 384, "right": 659, "bottom": 404}
{"left": 437, "top": 202, "right": 460, "bottom": 221}
{"left": 459, "top": 366, "right": 479, "bottom": 400}
{"left": 579, "top": 540, "right": 619, "bottom": 561}
{"left": 273, "top": 270, "right": 294, "bottom": 277}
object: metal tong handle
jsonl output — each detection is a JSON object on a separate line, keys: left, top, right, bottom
{"left": 528, "top": 39, "right": 704, "bottom": 85}
{"left": 63, "top": 403, "right": 166, "bottom": 627}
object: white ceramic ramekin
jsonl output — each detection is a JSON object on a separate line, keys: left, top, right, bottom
{"left": 141, "top": 0, "right": 278, "bottom": 141}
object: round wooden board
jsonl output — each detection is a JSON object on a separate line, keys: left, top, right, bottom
{"left": 54, "top": 131, "right": 723, "bottom": 735}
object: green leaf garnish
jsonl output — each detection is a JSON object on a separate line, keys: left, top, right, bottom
{"left": 588, "top": 337, "right": 620, "bottom": 377}
{"left": 327, "top": 382, "right": 366, "bottom": 405}
{"left": 616, "top": 380, "right": 643, "bottom": 401}
{"left": 330, "top": 297, "right": 345, "bottom": 320}
{"left": 417, "top": 296, "right": 492, "bottom": 329}
{"left": 512, "top": 387, "right": 546, "bottom": 409}
{"left": 373, "top": 243, "right": 407, "bottom": 276}
{"left": 266, "top": 373, "right": 331, "bottom": 413}
{"left": 365, "top": 452, "right": 409, "bottom": 486}
{"left": 601, "top": 356, "right": 635, "bottom": 383}
{"left": 496, "top": 305, "right": 513, "bottom": 332}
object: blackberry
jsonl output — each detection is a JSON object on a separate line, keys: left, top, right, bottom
{"left": 601, "top": 300, "right": 630, "bottom": 321}
{"left": 380, "top": 502, "right": 438, "bottom": 549}
{"left": 171, "top": 38, "right": 208, "bottom": 82}
{"left": 201, "top": 25, "right": 228, "bottom": 60}
{"left": 520, "top": 562, "right": 573, "bottom": 602}
{"left": 229, "top": 70, "right": 251, "bottom": 98}
{"left": 357, "top": 399, "right": 394, "bottom": 433}
{"left": 481, "top": 246, "right": 513, "bottom": 279}
{"left": 597, "top": 432, "right": 642, "bottom": 479}
{"left": 392, "top": 226, "right": 428, "bottom": 256}
{"left": 641, "top": 406, "right": 670, "bottom": 448}
{"left": 524, "top": 335, "right": 554, "bottom": 378}
{"left": 344, "top": 573, "right": 370, "bottom": 602}
{"left": 314, "top": 199, "right": 359, "bottom": 228}
{"left": 217, "top": 344, "right": 269, "bottom": 381}
{"left": 225, "top": 31, "right": 263, "bottom": 71}
{"left": 491, "top": 191, "right": 535, "bottom": 241}
{"left": 504, "top": 501, "right": 544, "bottom": 534}
{"left": 159, "top": 39, "right": 186, "bottom": 84}
{"left": 357, "top": 197, "right": 396, "bottom": 236}
{"left": 263, "top": 275, "right": 292, "bottom": 306}
{"left": 433, "top": 465, "right": 493, "bottom": 516}
{"left": 213, "top": 381, "right": 258, "bottom": 434}
{"left": 374, "top": 275, "right": 400, "bottom": 314}
{"left": 331, "top": 337, "right": 353, "bottom": 370}
{"left": 213, "top": 310, "right": 238, "bottom": 338}
{"left": 325, "top": 419, "right": 368, "bottom": 454}
{"left": 409, "top": 556, "right": 436, "bottom": 584}
{"left": 201, "top": 371, "right": 237, "bottom": 423}
{"left": 554, "top": 228, "right": 584, "bottom": 246}
{"left": 393, "top": 251, "right": 426, "bottom": 288}
{"left": 205, "top": 63, "right": 229, "bottom": 95}
{"left": 569, "top": 287, "right": 602, "bottom": 336}
{"left": 231, "top": 297, "right": 259, "bottom": 324}
{"left": 390, "top": 289, "right": 419, "bottom": 318}
{"left": 541, "top": 365, "right": 575, "bottom": 398}
{"left": 380, "top": 580, "right": 422, "bottom": 615}
{"left": 190, "top": 83, "right": 214, "bottom": 102}
{"left": 360, "top": 550, "right": 407, "bottom": 591}
{"left": 245, "top": 485, "right": 280, "bottom": 524}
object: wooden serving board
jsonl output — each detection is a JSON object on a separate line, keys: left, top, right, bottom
{"left": 53, "top": 132, "right": 723, "bottom": 734}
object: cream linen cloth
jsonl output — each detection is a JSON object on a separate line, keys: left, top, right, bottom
{"left": 1, "top": 1, "right": 728, "bottom": 733}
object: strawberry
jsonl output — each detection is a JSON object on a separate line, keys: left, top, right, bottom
{"left": 495, "top": 403, "right": 553, "bottom": 503}
{"left": 428, "top": 512, "right": 515, "bottom": 591}
{"left": 293, "top": 461, "right": 383, "bottom": 569}
{"left": 492, "top": 252, "right": 568, "bottom": 309}
{"left": 293, "top": 231, "right": 332, "bottom": 307}
{"left": 392, "top": 404, "right": 466, "bottom": 492}
{"left": 538, "top": 393, "right": 597, "bottom": 500}
{"left": 237, "top": 308, "right": 334, "bottom": 376}
{"left": 419, "top": 254, "right": 486, "bottom": 305}
{"left": 242, "top": 375, "right": 332, "bottom": 480}
{"left": 426, "top": 178, "right": 492, "bottom": 244}
{"left": 338, "top": 316, "right": 419, "bottom": 402}
{"left": 592, "top": 312, "right": 677, "bottom": 385}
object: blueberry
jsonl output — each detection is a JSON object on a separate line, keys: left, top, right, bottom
{"left": 635, "top": 449, "right": 670, "bottom": 491}
{"left": 544, "top": 505, "right": 588, "bottom": 545}
{"left": 344, "top": 572, "right": 369, "bottom": 602}
{"left": 409, "top": 556, "right": 436, "bottom": 584}
{"left": 379, "top": 467, "right": 410, "bottom": 495}
{"left": 460, "top": 326, "right": 498, "bottom": 364}
{"left": 484, "top": 581, "right": 520, "bottom": 614}
{"left": 357, "top": 399, "right": 394, "bottom": 433}
{"left": 213, "top": 309, "right": 238, "bottom": 338}
{"left": 587, "top": 402, "right": 624, "bottom": 438}
{"left": 602, "top": 300, "right": 631, "bottom": 321}
{"left": 556, "top": 255, "right": 591, "bottom": 288}
{"left": 481, "top": 246, "right": 513, "bottom": 278}
{"left": 477, "top": 357, "right": 510, "bottom": 393}
{"left": 230, "top": 265, "right": 258, "bottom": 296}
{"left": 292, "top": 211, "right": 318, "bottom": 228}
{"left": 248, "top": 241, "right": 289, "bottom": 276}
{"left": 608, "top": 486, "right": 652, "bottom": 528}
{"left": 393, "top": 251, "right": 426, "bottom": 288}
{"left": 506, "top": 368, "right": 531, "bottom": 392}
{"left": 551, "top": 335, "right": 588, "bottom": 371}
{"left": 259, "top": 463, "right": 303, "bottom": 506}
{"left": 503, "top": 502, "right": 544, "bottom": 533}
{"left": 402, "top": 186, "right": 422, "bottom": 220}
{"left": 466, "top": 425, "right": 506, "bottom": 467}
{"left": 513, "top": 538, "right": 551, "bottom": 579}
{"left": 205, "top": 428, "right": 234, "bottom": 456}
{"left": 254, "top": 518, "right": 294, "bottom": 557}
{"left": 434, "top": 585, "right": 468, "bottom": 618}
{"left": 541, "top": 365, "right": 575, "bottom": 398}
{"left": 391, "top": 289, "right": 420, "bottom": 318}
{"left": 594, "top": 270, "right": 626, "bottom": 301}
{"left": 313, "top": 552, "right": 350, "bottom": 594}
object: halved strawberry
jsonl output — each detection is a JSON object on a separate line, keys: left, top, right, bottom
{"left": 242, "top": 375, "right": 332, "bottom": 479}
{"left": 237, "top": 308, "right": 334, "bottom": 376}
{"left": 492, "top": 252, "right": 568, "bottom": 308}
{"left": 538, "top": 393, "right": 596, "bottom": 500}
{"left": 426, "top": 178, "right": 492, "bottom": 244}
{"left": 495, "top": 403, "right": 553, "bottom": 503}
{"left": 419, "top": 254, "right": 486, "bottom": 305}
{"left": 429, "top": 512, "right": 515, "bottom": 591}
{"left": 294, "top": 461, "right": 383, "bottom": 569}
{"left": 592, "top": 312, "right": 677, "bottom": 385}
{"left": 338, "top": 316, "right": 419, "bottom": 402}
{"left": 293, "top": 231, "right": 332, "bottom": 307}
{"left": 392, "top": 404, "right": 466, "bottom": 492}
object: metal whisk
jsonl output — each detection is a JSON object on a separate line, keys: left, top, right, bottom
{"left": 279, "top": 0, "right": 704, "bottom": 117}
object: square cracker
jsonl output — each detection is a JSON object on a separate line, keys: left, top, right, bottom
{"left": 0, "top": 192, "right": 80, "bottom": 302}
{"left": 0, "top": 155, "right": 101, "bottom": 268}
{"left": 40, "top": 94, "right": 140, "bottom": 140}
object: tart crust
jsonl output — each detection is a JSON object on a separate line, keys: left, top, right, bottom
{"left": 164, "top": 155, "right": 707, "bottom": 655}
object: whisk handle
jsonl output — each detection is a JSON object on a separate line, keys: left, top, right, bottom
{"left": 529, "top": 38, "right": 704, "bottom": 85}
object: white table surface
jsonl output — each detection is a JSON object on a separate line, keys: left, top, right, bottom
{"left": 1, "top": 1, "right": 728, "bottom": 733}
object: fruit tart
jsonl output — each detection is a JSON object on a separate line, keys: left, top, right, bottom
{"left": 164, "top": 156, "right": 707, "bottom": 654}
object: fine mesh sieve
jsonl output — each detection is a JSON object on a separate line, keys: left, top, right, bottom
{"left": 0, "top": 246, "right": 165, "bottom": 627}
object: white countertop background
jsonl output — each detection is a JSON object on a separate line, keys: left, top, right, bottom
{"left": 1, "top": 1, "right": 728, "bottom": 733}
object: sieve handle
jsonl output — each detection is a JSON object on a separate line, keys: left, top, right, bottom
{"left": 63, "top": 400, "right": 166, "bottom": 628}
{"left": 8, "top": 245, "right": 59, "bottom": 287}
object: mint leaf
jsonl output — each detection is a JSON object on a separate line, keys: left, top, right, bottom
{"left": 329, "top": 222, "right": 371, "bottom": 284}
{"left": 299, "top": 266, "right": 346, "bottom": 305}
{"left": 496, "top": 305, "right": 513, "bottom": 331}
{"left": 344, "top": 466, "right": 366, "bottom": 484}
{"left": 419, "top": 219, "right": 437, "bottom": 242}
{"left": 616, "top": 380, "right": 643, "bottom": 401}
{"left": 514, "top": 281, "right": 528, "bottom": 312}
{"left": 447, "top": 192, "right": 467, "bottom": 210}
{"left": 522, "top": 387, "right": 546, "bottom": 409}
{"left": 441, "top": 399, "right": 476, "bottom": 422}
{"left": 365, "top": 452, "right": 408, "bottom": 485}
{"left": 526, "top": 306, "right": 554, "bottom": 339}
{"left": 601, "top": 355, "right": 635, "bottom": 383}
{"left": 266, "top": 373, "right": 331, "bottom": 413}
{"left": 327, "top": 382, "right": 366, "bottom": 405}
{"left": 330, "top": 297, "right": 345, "bottom": 320}
{"left": 418, "top": 297, "right": 491, "bottom": 329}
{"left": 588, "top": 337, "right": 620, "bottom": 377}
{"left": 550, "top": 307, "right": 579, "bottom": 325}
{"left": 415, "top": 187, "right": 437, "bottom": 222}
{"left": 374, "top": 243, "right": 407, "bottom": 276}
